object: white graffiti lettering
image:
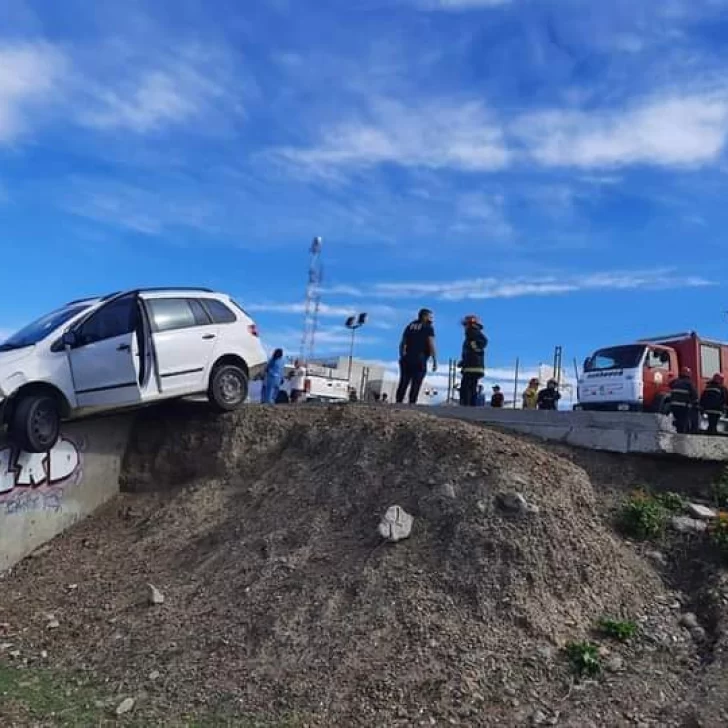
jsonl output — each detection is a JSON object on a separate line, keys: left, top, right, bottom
{"left": 0, "top": 437, "right": 82, "bottom": 497}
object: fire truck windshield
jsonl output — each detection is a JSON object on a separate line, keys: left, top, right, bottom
{"left": 584, "top": 345, "right": 645, "bottom": 372}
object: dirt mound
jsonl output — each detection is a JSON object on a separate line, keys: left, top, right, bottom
{"left": 1, "top": 404, "right": 702, "bottom": 725}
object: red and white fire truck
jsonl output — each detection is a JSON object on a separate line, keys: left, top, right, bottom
{"left": 577, "top": 332, "right": 728, "bottom": 413}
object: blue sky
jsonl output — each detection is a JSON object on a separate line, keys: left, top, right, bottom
{"left": 2, "top": 0, "right": 728, "bottom": 393}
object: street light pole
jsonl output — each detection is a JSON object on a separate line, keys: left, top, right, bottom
{"left": 345, "top": 313, "right": 368, "bottom": 393}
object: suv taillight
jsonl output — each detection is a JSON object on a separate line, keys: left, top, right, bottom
{"left": 248, "top": 324, "right": 259, "bottom": 337}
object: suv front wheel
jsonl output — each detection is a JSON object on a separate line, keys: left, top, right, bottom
{"left": 208, "top": 364, "right": 249, "bottom": 412}
{"left": 11, "top": 394, "right": 61, "bottom": 453}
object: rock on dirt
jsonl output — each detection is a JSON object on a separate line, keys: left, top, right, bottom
{"left": 687, "top": 503, "right": 717, "bottom": 520}
{"left": 378, "top": 505, "right": 414, "bottom": 542}
{"left": 147, "top": 584, "right": 165, "bottom": 606}
{"left": 115, "top": 697, "right": 135, "bottom": 716}
{"left": 495, "top": 491, "right": 540, "bottom": 515}
{"left": 679, "top": 613, "right": 700, "bottom": 630}
{"left": 671, "top": 516, "right": 707, "bottom": 534}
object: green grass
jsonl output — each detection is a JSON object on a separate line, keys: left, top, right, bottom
{"left": 597, "top": 618, "right": 639, "bottom": 642}
{"left": 0, "top": 662, "right": 109, "bottom": 727}
{"left": 617, "top": 491, "right": 667, "bottom": 540}
{"left": 0, "top": 661, "right": 313, "bottom": 727}
{"left": 564, "top": 641, "right": 601, "bottom": 678}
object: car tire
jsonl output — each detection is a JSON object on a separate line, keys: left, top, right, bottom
{"left": 11, "top": 394, "right": 61, "bottom": 453}
{"left": 208, "top": 364, "right": 249, "bottom": 412}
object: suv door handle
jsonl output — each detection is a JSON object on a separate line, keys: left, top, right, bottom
{"left": 117, "top": 344, "right": 131, "bottom": 352}
{"left": 202, "top": 334, "right": 216, "bottom": 340}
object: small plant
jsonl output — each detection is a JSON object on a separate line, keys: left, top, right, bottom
{"left": 598, "top": 618, "right": 638, "bottom": 642}
{"left": 565, "top": 641, "right": 601, "bottom": 677}
{"left": 617, "top": 490, "right": 666, "bottom": 540}
{"left": 713, "top": 467, "right": 728, "bottom": 509}
{"left": 656, "top": 491, "right": 686, "bottom": 513}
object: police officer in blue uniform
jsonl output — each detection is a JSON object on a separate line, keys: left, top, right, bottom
{"left": 396, "top": 309, "right": 437, "bottom": 404}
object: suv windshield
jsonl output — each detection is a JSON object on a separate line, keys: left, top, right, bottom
{"left": 0, "top": 303, "right": 92, "bottom": 352}
{"left": 585, "top": 345, "right": 646, "bottom": 372}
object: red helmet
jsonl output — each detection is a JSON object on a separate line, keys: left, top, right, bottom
{"left": 713, "top": 372, "right": 725, "bottom": 383}
{"left": 680, "top": 367, "right": 692, "bottom": 377}
{"left": 461, "top": 314, "right": 480, "bottom": 327}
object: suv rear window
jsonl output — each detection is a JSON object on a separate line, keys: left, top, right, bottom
{"left": 148, "top": 298, "right": 204, "bottom": 332}
{"left": 202, "top": 299, "right": 237, "bottom": 324}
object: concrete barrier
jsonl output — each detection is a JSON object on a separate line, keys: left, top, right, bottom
{"left": 0, "top": 415, "right": 132, "bottom": 571}
{"left": 414, "top": 407, "right": 728, "bottom": 461}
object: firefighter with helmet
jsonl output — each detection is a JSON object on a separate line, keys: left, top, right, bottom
{"left": 537, "top": 378, "right": 561, "bottom": 410}
{"left": 700, "top": 372, "right": 728, "bottom": 435}
{"left": 669, "top": 367, "right": 699, "bottom": 434}
{"left": 458, "top": 314, "right": 488, "bottom": 407}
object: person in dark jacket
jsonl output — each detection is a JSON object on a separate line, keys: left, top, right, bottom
{"left": 475, "top": 384, "right": 486, "bottom": 407}
{"left": 491, "top": 385, "right": 505, "bottom": 408}
{"left": 396, "top": 308, "right": 437, "bottom": 404}
{"left": 669, "top": 367, "right": 699, "bottom": 434}
{"left": 458, "top": 315, "right": 488, "bottom": 407}
{"left": 537, "top": 379, "right": 561, "bottom": 410}
{"left": 700, "top": 372, "right": 727, "bottom": 435}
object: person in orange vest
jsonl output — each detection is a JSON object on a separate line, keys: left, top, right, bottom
{"left": 522, "top": 378, "right": 539, "bottom": 409}
{"left": 700, "top": 372, "right": 728, "bottom": 435}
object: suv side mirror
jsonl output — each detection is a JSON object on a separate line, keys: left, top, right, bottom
{"left": 62, "top": 330, "right": 78, "bottom": 348}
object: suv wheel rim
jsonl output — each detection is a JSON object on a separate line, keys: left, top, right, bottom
{"left": 219, "top": 371, "right": 243, "bottom": 404}
{"left": 31, "top": 402, "right": 56, "bottom": 444}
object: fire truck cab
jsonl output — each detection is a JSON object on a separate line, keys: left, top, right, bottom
{"left": 577, "top": 332, "right": 728, "bottom": 414}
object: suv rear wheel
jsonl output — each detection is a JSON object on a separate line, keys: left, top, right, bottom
{"left": 11, "top": 394, "right": 61, "bottom": 453}
{"left": 208, "top": 364, "right": 249, "bottom": 412}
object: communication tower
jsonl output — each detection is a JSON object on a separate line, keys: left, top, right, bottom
{"left": 300, "top": 236, "right": 323, "bottom": 363}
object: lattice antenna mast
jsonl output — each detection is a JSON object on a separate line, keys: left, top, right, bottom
{"left": 300, "top": 236, "right": 323, "bottom": 364}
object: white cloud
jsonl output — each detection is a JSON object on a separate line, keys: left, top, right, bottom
{"left": 0, "top": 42, "right": 67, "bottom": 143}
{"left": 273, "top": 98, "right": 510, "bottom": 176}
{"left": 61, "top": 179, "right": 219, "bottom": 235}
{"left": 453, "top": 192, "right": 514, "bottom": 238}
{"left": 77, "top": 46, "right": 243, "bottom": 134}
{"left": 260, "top": 324, "right": 382, "bottom": 356}
{"left": 329, "top": 269, "right": 714, "bottom": 301}
{"left": 516, "top": 93, "right": 728, "bottom": 168}
{"left": 247, "top": 301, "right": 400, "bottom": 327}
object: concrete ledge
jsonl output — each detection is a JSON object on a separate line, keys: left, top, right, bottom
{"left": 0, "top": 415, "right": 132, "bottom": 571}
{"left": 405, "top": 407, "right": 728, "bottom": 461}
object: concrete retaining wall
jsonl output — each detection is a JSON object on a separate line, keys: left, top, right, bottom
{"left": 418, "top": 407, "right": 728, "bottom": 461}
{"left": 0, "top": 415, "right": 132, "bottom": 571}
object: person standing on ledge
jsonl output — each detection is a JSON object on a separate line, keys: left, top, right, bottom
{"left": 458, "top": 314, "right": 487, "bottom": 407}
{"left": 396, "top": 308, "right": 437, "bottom": 404}
{"left": 537, "top": 379, "right": 561, "bottom": 410}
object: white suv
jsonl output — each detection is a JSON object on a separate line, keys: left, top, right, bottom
{"left": 0, "top": 288, "right": 267, "bottom": 452}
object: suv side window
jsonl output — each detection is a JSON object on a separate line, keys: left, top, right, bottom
{"left": 203, "top": 299, "right": 237, "bottom": 324}
{"left": 147, "top": 298, "right": 201, "bottom": 332}
{"left": 76, "top": 296, "right": 137, "bottom": 345}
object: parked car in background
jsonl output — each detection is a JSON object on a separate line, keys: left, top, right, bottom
{"left": 0, "top": 288, "right": 267, "bottom": 452}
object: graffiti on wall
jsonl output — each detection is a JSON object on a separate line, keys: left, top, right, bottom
{"left": 0, "top": 437, "right": 83, "bottom": 513}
